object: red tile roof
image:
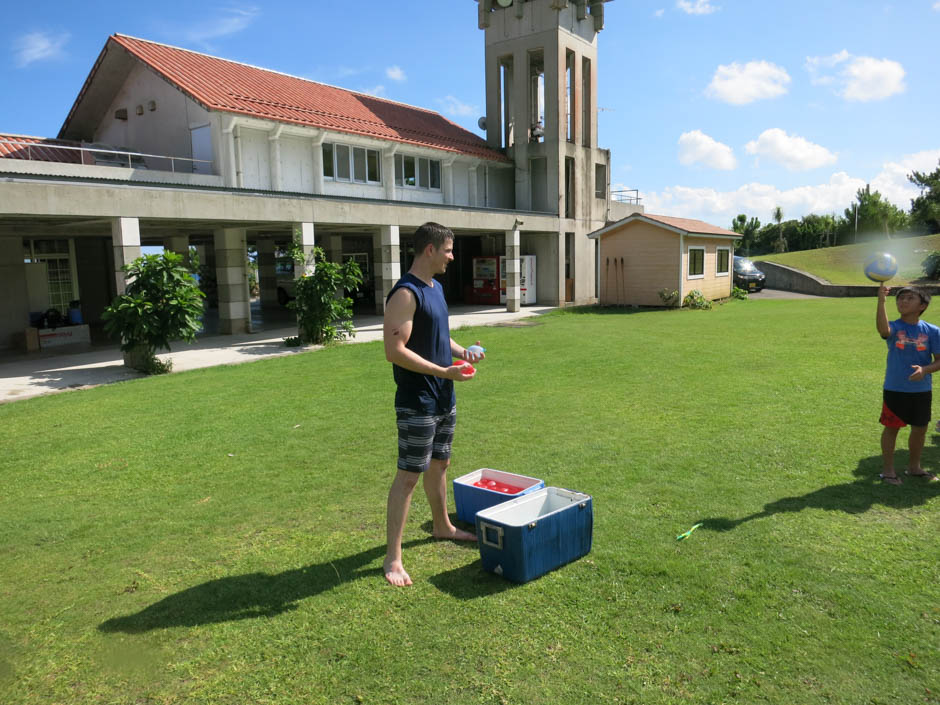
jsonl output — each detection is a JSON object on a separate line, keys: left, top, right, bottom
{"left": 109, "top": 34, "right": 508, "bottom": 163}
{"left": 640, "top": 213, "right": 738, "bottom": 237}
{"left": 0, "top": 134, "right": 82, "bottom": 164}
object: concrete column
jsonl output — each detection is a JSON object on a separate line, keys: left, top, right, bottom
{"left": 256, "top": 239, "right": 278, "bottom": 308}
{"left": 293, "top": 222, "right": 316, "bottom": 277}
{"left": 214, "top": 228, "right": 250, "bottom": 334}
{"left": 164, "top": 234, "right": 189, "bottom": 256}
{"left": 504, "top": 228, "right": 521, "bottom": 312}
{"left": 111, "top": 217, "right": 141, "bottom": 295}
{"left": 469, "top": 165, "right": 478, "bottom": 207}
{"left": 375, "top": 225, "right": 400, "bottom": 314}
{"left": 326, "top": 234, "right": 344, "bottom": 263}
{"left": 383, "top": 148, "right": 397, "bottom": 201}
{"left": 311, "top": 134, "right": 325, "bottom": 195}
{"left": 268, "top": 126, "right": 283, "bottom": 191}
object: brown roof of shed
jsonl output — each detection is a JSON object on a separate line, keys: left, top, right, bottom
{"left": 639, "top": 213, "right": 738, "bottom": 237}
{"left": 66, "top": 34, "right": 507, "bottom": 163}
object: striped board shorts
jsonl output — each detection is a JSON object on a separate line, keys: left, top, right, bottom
{"left": 395, "top": 405, "right": 457, "bottom": 472}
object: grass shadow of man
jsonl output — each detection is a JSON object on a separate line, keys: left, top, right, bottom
{"left": 98, "top": 538, "right": 432, "bottom": 634}
{"left": 698, "top": 454, "right": 940, "bottom": 533}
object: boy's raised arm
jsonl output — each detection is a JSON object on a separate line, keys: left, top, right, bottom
{"left": 876, "top": 285, "right": 891, "bottom": 339}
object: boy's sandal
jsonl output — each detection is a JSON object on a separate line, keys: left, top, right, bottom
{"left": 879, "top": 473, "right": 902, "bottom": 485}
{"left": 904, "top": 470, "right": 939, "bottom": 482}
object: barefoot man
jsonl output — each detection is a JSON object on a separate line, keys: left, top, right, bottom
{"left": 383, "top": 222, "right": 484, "bottom": 586}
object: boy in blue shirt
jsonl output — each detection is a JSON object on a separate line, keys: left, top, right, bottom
{"left": 876, "top": 285, "right": 940, "bottom": 484}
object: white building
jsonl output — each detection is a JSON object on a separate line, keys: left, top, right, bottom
{"left": 0, "top": 0, "right": 640, "bottom": 352}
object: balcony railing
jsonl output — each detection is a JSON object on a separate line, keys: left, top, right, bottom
{"left": 0, "top": 138, "right": 213, "bottom": 174}
{"left": 610, "top": 188, "right": 641, "bottom": 205}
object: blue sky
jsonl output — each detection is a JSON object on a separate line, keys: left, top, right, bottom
{"left": 2, "top": 0, "right": 939, "bottom": 229}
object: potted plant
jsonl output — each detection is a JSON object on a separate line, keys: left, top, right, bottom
{"left": 102, "top": 251, "right": 205, "bottom": 373}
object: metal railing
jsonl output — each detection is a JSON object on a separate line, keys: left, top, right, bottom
{"left": 0, "top": 138, "right": 214, "bottom": 174}
{"left": 610, "top": 188, "right": 641, "bottom": 205}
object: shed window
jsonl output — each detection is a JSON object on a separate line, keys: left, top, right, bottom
{"left": 688, "top": 246, "right": 705, "bottom": 279}
{"left": 716, "top": 247, "right": 730, "bottom": 276}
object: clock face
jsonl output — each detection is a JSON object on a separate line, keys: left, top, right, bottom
{"left": 496, "top": 0, "right": 513, "bottom": 7}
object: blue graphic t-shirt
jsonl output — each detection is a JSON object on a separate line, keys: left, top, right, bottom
{"left": 387, "top": 272, "right": 455, "bottom": 414}
{"left": 884, "top": 318, "right": 940, "bottom": 392}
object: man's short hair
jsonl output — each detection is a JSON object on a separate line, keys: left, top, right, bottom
{"left": 413, "top": 222, "right": 454, "bottom": 256}
{"left": 896, "top": 286, "right": 931, "bottom": 308}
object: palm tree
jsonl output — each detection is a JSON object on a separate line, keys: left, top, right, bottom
{"left": 772, "top": 206, "right": 786, "bottom": 253}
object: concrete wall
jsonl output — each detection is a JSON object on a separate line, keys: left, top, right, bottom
{"left": 95, "top": 62, "right": 211, "bottom": 171}
{"left": 0, "top": 238, "right": 28, "bottom": 351}
{"left": 753, "top": 259, "right": 916, "bottom": 297}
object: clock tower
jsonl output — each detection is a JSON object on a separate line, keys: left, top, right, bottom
{"left": 478, "top": 0, "right": 613, "bottom": 305}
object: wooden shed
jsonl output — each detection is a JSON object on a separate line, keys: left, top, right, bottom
{"left": 588, "top": 213, "right": 740, "bottom": 307}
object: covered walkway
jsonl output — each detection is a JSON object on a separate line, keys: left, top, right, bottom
{"left": 0, "top": 303, "right": 553, "bottom": 403}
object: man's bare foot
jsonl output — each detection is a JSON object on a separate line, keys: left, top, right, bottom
{"left": 384, "top": 559, "right": 413, "bottom": 587}
{"left": 432, "top": 525, "right": 477, "bottom": 542}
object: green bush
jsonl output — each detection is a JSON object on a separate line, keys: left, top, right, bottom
{"left": 657, "top": 288, "right": 680, "bottom": 307}
{"left": 682, "top": 289, "right": 713, "bottom": 310}
{"left": 921, "top": 250, "right": 940, "bottom": 279}
{"left": 102, "top": 252, "right": 205, "bottom": 373}
{"left": 731, "top": 286, "right": 749, "bottom": 301}
{"left": 287, "top": 246, "right": 363, "bottom": 345}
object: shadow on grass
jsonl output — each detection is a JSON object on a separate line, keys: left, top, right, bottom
{"left": 428, "top": 559, "right": 517, "bottom": 599}
{"left": 98, "top": 538, "right": 433, "bottom": 633}
{"left": 699, "top": 453, "right": 940, "bottom": 532}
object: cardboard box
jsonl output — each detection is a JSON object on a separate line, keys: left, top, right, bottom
{"left": 453, "top": 468, "right": 544, "bottom": 525}
{"left": 476, "top": 487, "right": 593, "bottom": 583}
{"left": 38, "top": 324, "right": 90, "bottom": 349}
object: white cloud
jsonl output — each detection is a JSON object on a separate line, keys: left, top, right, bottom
{"left": 437, "top": 95, "right": 477, "bottom": 117}
{"left": 678, "top": 130, "right": 737, "bottom": 170}
{"left": 677, "top": 0, "right": 718, "bottom": 14}
{"left": 640, "top": 149, "right": 940, "bottom": 225}
{"left": 360, "top": 85, "right": 386, "bottom": 97}
{"left": 654, "top": 9, "right": 665, "bottom": 18}
{"left": 705, "top": 61, "right": 791, "bottom": 105}
{"left": 183, "top": 7, "right": 260, "bottom": 45}
{"left": 386, "top": 65, "right": 406, "bottom": 82}
{"left": 934, "top": 1, "right": 940, "bottom": 9}
{"left": 805, "top": 50, "right": 905, "bottom": 101}
{"left": 13, "top": 31, "right": 69, "bottom": 68}
{"left": 744, "top": 128, "right": 837, "bottom": 171}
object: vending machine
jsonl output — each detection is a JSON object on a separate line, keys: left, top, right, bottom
{"left": 499, "top": 255, "right": 537, "bottom": 305}
{"left": 471, "top": 256, "right": 500, "bottom": 304}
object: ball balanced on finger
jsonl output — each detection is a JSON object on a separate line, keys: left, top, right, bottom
{"left": 864, "top": 252, "right": 898, "bottom": 282}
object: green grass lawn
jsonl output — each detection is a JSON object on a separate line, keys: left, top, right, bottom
{"left": 752, "top": 232, "right": 940, "bottom": 285}
{"left": 1, "top": 299, "right": 939, "bottom": 704}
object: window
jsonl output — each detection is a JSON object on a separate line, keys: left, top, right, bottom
{"left": 322, "top": 142, "right": 381, "bottom": 184}
{"left": 322, "top": 144, "right": 334, "bottom": 178}
{"left": 394, "top": 154, "right": 441, "bottom": 190}
{"left": 24, "top": 239, "right": 78, "bottom": 313}
{"left": 716, "top": 247, "right": 730, "bottom": 276}
{"left": 594, "top": 163, "right": 606, "bottom": 198}
{"left": 688, "top": 246, "right": 705, "bottom": 279}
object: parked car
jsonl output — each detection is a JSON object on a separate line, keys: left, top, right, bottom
{"left": 733, "top": 256, "right": 766, "bottom": 292}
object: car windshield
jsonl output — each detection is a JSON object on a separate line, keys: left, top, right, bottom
{"left": 734, "top": 258, "right": 760, "bottom": 273}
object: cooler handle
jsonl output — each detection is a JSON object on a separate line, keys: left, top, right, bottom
{"left": 480, "top": 522, "right": 504, "bottom": 550}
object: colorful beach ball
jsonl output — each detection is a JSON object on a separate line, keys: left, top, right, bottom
{"left": 864, "top": 252, "right": 898, "bottom": 282}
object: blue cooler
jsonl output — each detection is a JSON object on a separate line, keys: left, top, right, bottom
{"left": 475, "top": 487, "right": 593, "bottom": 583}
{"left": 453, "top": 468, "right": 544, "bottom": 525}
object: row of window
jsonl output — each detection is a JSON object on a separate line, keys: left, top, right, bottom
{"left": 321, "top": 143, "right": 441, "bottom": 191}
{"left": 687, "top": 246, "right": 730, "bottom": 279}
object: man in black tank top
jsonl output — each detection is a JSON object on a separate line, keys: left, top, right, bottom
{"left": 382, "top": 222, "right": 485, "bottom": 587}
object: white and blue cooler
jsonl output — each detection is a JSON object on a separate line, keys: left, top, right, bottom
{"left": 453, "top": 468, "right": 544, "bottom": 525}
{"left": 475, "top": 487, "right": 593, "bottom": 583}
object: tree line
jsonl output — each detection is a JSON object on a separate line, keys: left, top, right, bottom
{"left": 731, "top": 160, "right": 940, "bottom": 257}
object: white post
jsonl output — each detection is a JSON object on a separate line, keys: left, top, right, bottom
{"left": 504, "top": 227, "right": 521, "bottom": 312}
{"left": 111, "top": 217, "right": 141, "bottom": 295}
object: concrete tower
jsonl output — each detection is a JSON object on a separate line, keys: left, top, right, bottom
{"left": 478, "top": 0, "right": 612, "bottom": 304}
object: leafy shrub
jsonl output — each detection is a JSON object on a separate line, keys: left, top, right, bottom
{"left": 921, "top": 250, "right": 940, "bottom": 279}
{"left": 682, "top": 289, "right": 713, "bottom": 310}
{"left": 102, "top": 252, "right": 205, "bottom": 373}
{"left": 287, "top": 246, "right": 363, "bottom": 345}
{"left": 731, "top": 286, "right": 749, "bottom": 301}
{"left": 658, "top": 288, "right": 680, "bottom": 307}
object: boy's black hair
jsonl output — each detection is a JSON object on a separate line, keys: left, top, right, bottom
{"left": 413, "top": 222, "right": 454, "bottom": 256}
{"left": 896, "top": 286, "right": 931, "bottom": 309}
